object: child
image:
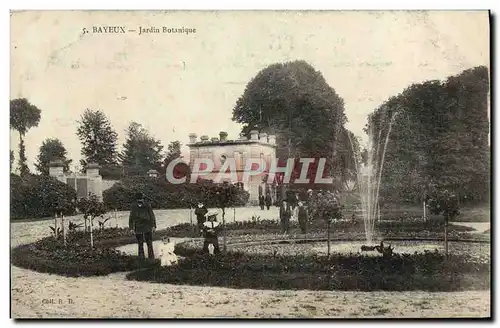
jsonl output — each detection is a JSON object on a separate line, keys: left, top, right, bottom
{"left": 159, "top": 237, "right": 178, "bottom": 266}
{"left": 202, "top": 212, "right": 221, "bottom": 255}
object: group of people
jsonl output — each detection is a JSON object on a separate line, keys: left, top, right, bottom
{"left": 128, "top": 191, "right": 312, "bottom": 262}
{"left": 194, "top": 201, "right": 221, "bottom": 254}
{"left": 258, "top": 193, "right": 273, "bottom": 210}
{"left": 128, "top": 193, "right": 222, "bottom": 263}
{"left": 279, "top": 199, "right": 309, "bottom": 234}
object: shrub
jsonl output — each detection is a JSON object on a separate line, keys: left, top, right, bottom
{"left": 10, "top": 174, "right": 77, "bottom": 220}
{"left": 103, "top": 177, "right": 249, "bottom": 210}
{"left": 99, "top": 165, "right": 123, "bottom": 180}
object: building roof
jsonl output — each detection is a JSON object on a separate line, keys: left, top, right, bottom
{"left": 188, "top": 140, "right": 276, "bottom": 148}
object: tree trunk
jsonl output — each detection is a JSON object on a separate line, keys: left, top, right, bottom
{"left": 90, "top": 217, "right": 94, "bottom": 248}
{"left": 327, "top": 220, "right": 331, "bottom": 257}
{"left": 233, "top": 207, "right": 236, "bottom": 222}
{"left": 54, "top": 213, "right": 58, "bottom": 238}
{"left": 444, "top": 215, "right": 448, "bottom": 260}
{"left": 423, "top": 201, "right": 427, "bottom": 221}
{"left": 222, "top": 208, "right": 227, "bottom": 252}
{"left": 62, "top": 213, "right": 67, "bottom": 246}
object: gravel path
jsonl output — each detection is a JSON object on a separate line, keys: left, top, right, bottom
{"left": 11, "top": 208, "right": 491, "bottom": 318}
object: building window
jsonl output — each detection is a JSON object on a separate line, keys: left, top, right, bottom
{"left": 239, "top": 152, "right": 245, "bottom": 170}
{"left": 220, "top": 154, "right": 227, "bottom": 165}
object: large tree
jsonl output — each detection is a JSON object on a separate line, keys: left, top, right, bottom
{"left": 10, "top": 150, "right": 14, "bottom": 173}
{"left": 35, "top": 138, "right": 73, "bottom": 175}
{"left": 119, "top": 122, "right": 164, "bottom": 176}
{"left": 164, "top": 141, "right": 181, "bottom": 166}
{"left": 232, "top": 60, "right": 349, "bottom": 188}
{"left": 367, "top": 66, "right": 490, "bottom": 205}
{"left": 10, "top": 98, "right": 42, "bottom": 176}
{"left": 77, "top": 109, "right": 119, "bottom": 169}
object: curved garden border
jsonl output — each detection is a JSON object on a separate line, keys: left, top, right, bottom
{"left": 11, "top": 220, "right": 490, "bottom": 288}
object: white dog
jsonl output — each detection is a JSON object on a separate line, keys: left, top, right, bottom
{"left": 159, "top": 237, "right": 178, "bottom": 266}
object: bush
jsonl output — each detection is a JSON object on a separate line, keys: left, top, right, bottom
{"left": 103, "top": 177, "right": 249, "bottom": 210}
{"left": 128, "top": 248, "right": 490, "bottom": 291}
{"left": 10, "top": 174, "right": 77, "bottom": 220}
{"left": 99, "top": 165, "right": 123, "bottom": 180}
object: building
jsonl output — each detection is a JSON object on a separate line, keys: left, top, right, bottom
{"left": 49, "top": 160, "right": 103, "bottom": 201}
{"left": 187, "top": 130, "right": 278, "bottom": 204}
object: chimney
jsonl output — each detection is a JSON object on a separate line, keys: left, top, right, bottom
{"left": 259, "top": 132, "right": 268, "bottom": 142}
{"left": 219, "top": 131, "right": 228, "bottom": 141}
{"left": 268, "top": 135, "right": 276, "bottom": 145}
{"left": 49, "top": 159, "right": 64, "bottom": 177}
{"left": 86, "top": 162, "right": 100, "bottom": 177}
{"left": 211, "top": 137, "right": 219, "bottom": 143}
{"left": 200, "top": 135, "right": 209, "bottom": 143}
{"left": 250, "top": 130, "right": 259, "bottom": 141}
{"left": 188, "top": 133, "right": 198, "bottom": 144}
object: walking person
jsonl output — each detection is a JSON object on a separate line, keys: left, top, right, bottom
{"left": 279, "top": 200, "right": 292, "bottom": 234}
{"left": 194, "top": 202, "right": 208, "bottom": 236}
{"left": 129, "top": 192, "right": 156, "bottom": 259}
{"left": 265, "top": 193, "right": 272, "bottom": 210}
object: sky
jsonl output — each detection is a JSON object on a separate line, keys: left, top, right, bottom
{"left": 10, "top": 10, "right": 490, "bottom": 172}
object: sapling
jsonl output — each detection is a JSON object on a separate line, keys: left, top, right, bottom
{"left": 427, "top": 188, "right": 460, "bottom": 259}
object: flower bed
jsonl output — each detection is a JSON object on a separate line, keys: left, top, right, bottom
{"left": 127, "top": 247, "right": 490, "bottom": 291}
{"left": 10, "top": 228, "right": 159, "bottom": 277}
{"left": 11, "top": 219, "right": 487, "bottom": 280}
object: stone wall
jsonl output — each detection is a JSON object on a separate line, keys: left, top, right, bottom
{"left": 49, "top": 162, "right": 103, "bottom": 201}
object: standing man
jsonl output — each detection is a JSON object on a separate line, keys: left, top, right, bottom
{"left": 265, "top": 193, "right": 272, "bottom": 210}
{"left": 129, "top": 192, "right": 156, "bottom": 259}
{"left": 279, "top": 200, "right": 292, "bottom": 234}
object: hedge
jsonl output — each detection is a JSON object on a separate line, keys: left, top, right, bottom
{"left": 10, "top": 173, "right": 77, "bottom": 220}
{"left": 103, "top": 177, "right": 249, "bottom": 210}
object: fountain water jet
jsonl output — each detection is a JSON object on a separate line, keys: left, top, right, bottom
{"left": 348, "top": 111, "right": 398, "bottom": 245}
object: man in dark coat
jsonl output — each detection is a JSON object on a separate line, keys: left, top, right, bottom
{"left": 265, "top": 193, "right": 272, "bottom": 210}
{"left": 259, "top": 194, "right": 265, "bottom": 210}
{"left": 129, "top": 192, "right": 157, "bottom": 259}
{"left": 279, "top": 200, "right": 291, "bottom": 234}
{"left": 194, "top": 202, "right": 208, "bottom": 235}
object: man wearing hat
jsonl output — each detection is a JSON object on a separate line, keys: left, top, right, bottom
{"left": 129, "top": 192, "right": 157, "bottom": 259}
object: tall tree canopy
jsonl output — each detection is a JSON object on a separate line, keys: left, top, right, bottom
{"left": 10, "top": 98, "right": 42, "bottom": 176}
{"left": 10, "top": 150, "right": 14, "bottom": 173}
{"left": 366, "top": 66, "right": 490, "bottom": 205}
{"left": 77, "top": 109, "right": 119, "bottom": 169}
{"left": 232, "top": 60, "right": 351, "bottom": 187}
{"left": 119, "top": 122, "right": 164, "bottom": 176}
{"left": 164, "top": 141, "right": 181, "bottom": 166}
{"left": 35, "top": 138, "right": 73, "bottom": 175}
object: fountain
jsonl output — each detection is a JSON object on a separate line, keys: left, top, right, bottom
{"left": 349, "top": 111, "right": 399, "bottom": 249}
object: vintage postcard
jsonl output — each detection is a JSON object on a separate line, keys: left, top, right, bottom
{"left": 10, "top": 10, "right": 490, "bottom": 319}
